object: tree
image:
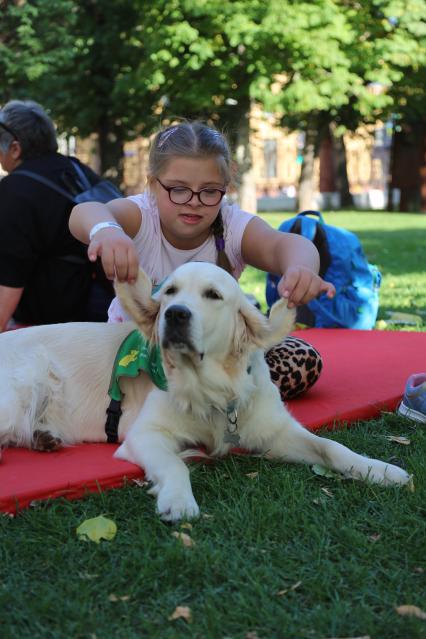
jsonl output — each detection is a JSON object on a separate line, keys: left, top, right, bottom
{"left": 0, "top": 0, "right": 76, "bottom": 103}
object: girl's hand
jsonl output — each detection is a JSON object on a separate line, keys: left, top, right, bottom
{"left": 277, "top": 266, "right": 336, "bottom": 308}
{"left": 88, "top": 228, "right": 140, "bottom": 283}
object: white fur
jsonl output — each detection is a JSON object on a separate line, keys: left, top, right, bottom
{"left": 0, "top": 262, "right": 411, "bottom": 521}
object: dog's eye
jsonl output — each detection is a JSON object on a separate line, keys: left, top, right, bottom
{"left": 204, "top": 288, "right": 222, "bottom": 300}
{"left": 164, "top": 286, "right": 177, "bottom": 296}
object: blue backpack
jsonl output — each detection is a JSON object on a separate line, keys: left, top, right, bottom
{"left": 265, "top": 210, "right": 382, "bottom": 329}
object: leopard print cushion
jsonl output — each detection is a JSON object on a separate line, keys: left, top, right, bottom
{"left": 265, "top": 336, "right": 323, "bottom": 401}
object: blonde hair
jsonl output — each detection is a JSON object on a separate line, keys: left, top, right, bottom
{"left": 149, "top": 121, "right": 234, "bottom": 275}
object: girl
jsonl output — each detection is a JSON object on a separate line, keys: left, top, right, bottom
{"left": 69, "top": 121, "right": 335, "bottom": 399}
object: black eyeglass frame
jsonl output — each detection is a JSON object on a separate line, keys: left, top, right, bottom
{"left": 0, "top": 121, "right": 18, "bottom": 141}
{"left": 156, "top": 177, "right": 226, "bottom": 207}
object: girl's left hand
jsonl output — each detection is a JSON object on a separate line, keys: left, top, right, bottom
{"left": 277, "top": 266, "right": 336, "bottom": 308}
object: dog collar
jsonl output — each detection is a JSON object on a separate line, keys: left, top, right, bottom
{"left": 223, "top": 399, "right": 240, "bottom": 446}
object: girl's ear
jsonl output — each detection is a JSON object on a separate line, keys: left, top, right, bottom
{"left": 115, "top": 268, "right": 160, "bottom": 341}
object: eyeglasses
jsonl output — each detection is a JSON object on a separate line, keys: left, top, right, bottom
{"left": 0, "top": 121, "right": 18, "bottom": 140}
{"left": 156, "top": 177, "right": 226, "bottom": 207}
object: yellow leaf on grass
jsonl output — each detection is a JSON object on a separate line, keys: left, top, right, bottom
{"left": 169, "top": 605, "right": 192, "bottom": 622}
{"left": 76, "top": 515, "right": 117, "bottom": 544}
{"left": 385, "top": 435, "right": 411, "bottom": 445}
{"left": 246, "top": 472, "right": 259, "bottom": 479}
{"left": 108, "top": 593, "right": 130, "bottom": 602}
{"left": 172, "top": 531, "right": 194, "bottom": 547}
{"left": 277, "top": 580, "right": 302, "bottom": 596}
{"left": 395, "top": 605, "right": 426, "bottom": 619}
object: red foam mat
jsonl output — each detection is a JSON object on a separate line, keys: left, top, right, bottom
{"left": 1, "top": 328, "right": 425, "bottom": 514}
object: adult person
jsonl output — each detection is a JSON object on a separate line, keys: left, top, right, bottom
{"left": 0, "top": 99, "right": 113, "bottom": 331}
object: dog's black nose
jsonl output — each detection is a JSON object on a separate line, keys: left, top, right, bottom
{"left": 165, "top": 305, "right": 192, "bottom": 324}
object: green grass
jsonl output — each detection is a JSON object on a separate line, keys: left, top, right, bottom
{"left": 240, "top": 210, "right": 426, "bottom": 328}
{"left": 1, "top": 211, "right": 426, "bottom": 639}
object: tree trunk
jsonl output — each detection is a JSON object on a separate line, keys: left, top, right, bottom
{"left": 98, "top": 120, "right": 124, "bottom": 188}
{"left": 297, "top": 123, "right": 318, "bottom": 212}
{"left": 234, "top": 108, "right": 257, "bottom": 214}
{"left": 331, "top": 125, "right": 353, "bottom": 208}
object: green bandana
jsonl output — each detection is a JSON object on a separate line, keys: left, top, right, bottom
{"left": 108, "top": 330, "right": 168, "bottom": 401}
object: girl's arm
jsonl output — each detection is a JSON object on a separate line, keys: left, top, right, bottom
{"left": 69, "top": 199, "right": 141, "bottom": 282}
{"left": 241, "top": 216, "right": 335, "bottom": 307}
{"left": 0, "top": 285, "right": 23, "bottom": 332}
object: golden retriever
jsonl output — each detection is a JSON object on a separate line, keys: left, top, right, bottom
{"left": 0, "top": 262, "right": 410, "bottom": 521}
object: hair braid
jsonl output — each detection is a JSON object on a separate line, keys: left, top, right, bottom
{"left": 211, "top": 211, "right": 233, "bottom": 275}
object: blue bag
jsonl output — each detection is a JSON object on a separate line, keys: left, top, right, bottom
{"left": 266, "top": 210, "right": 381, "bottom": 329}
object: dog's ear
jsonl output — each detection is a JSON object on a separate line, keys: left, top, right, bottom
{"left": 115, "top": 268, "right": 160, "bottom": 341}
{"left": 233, "top": 296, "right": 271, "bottom": 355}
{"left": 234, "top": 296, "right": 296, "bottom": 355}
{"left": 264, "top": 298, "right": 296, "bottom": 350}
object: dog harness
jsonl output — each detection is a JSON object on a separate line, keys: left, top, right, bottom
{"left": 105, "top": 330, "right": 252, "bottom": 446}
{"left": 105, "top": 330, "right": 167, "bottom": 443}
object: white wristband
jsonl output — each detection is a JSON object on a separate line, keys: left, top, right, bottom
{"left": 89, "top": 221, "right": 123, "bottom": 241}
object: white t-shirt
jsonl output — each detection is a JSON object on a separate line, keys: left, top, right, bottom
{"left": 108, "top": 191, "right": 255, "bottom": 322}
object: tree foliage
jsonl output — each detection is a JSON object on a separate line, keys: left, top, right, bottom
{"left": 1, "top": 0, "right": 425, "bottom": 199}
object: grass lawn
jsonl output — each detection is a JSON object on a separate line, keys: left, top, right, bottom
{"left": 1, "top": 211, "right": 425, "bottom": 639}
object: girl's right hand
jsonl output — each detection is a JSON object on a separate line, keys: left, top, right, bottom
{"left": 88, "top": 228, "right": 140, "bottom": 283}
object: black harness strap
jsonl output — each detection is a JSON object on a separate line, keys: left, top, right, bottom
{"left": 105, "top": 399, "right": 122, "bottom": 444}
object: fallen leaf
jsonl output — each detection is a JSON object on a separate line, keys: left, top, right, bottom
{"left": 168, "top": 605, "right": 192, "bottom": 622}
{"left": 171, "top": 531, "right": 194, "bottom": 547}
{"left": 368, "top": 533, "right": 381, "bottom": 543}
{"left": 246, "top": 632, "right": 261, "bottom": 639}
{"left": 180, "top": 522, "right": 193, "bottom": 531}
{"left": 78, "top": 572, "right": 99, "bottom": 580}
{"left": 385, "top": 435, "right": 411, "bottom": 445}
{"left": 276, "top": 580, "right": 302, "bottom": 596}
{"left": 245, "top": 471, "right": 259, "bottom": 479}
{"left": 202, "top": 513, "right": 213, "bottom": 519}
{"left": 321, "top": 487, "right": 334, "bottom": 497}
{"left": 108, "top": 593, "right": 130, "bottom": 602}
{"left": 311, "top": 464, "right": 340, "bottom": 479}
{"left": 132, "top": 478, "right": 149, "bottom": 488}
{"left": 395, "top": 605, "right": 426, "bottom": 619}
{"left": 375, "top": 319, "right": 388, "bottom": 330}
{"left": 407, "top": 476, "right": 415, "bottom": 492}
{"left": 413, "top": 567, "right": 424, "bottom": 573}
{"left": 76, "top": 515, "right": 117, "bottom": 544}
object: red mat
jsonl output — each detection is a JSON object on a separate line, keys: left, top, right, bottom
{"left": 1, "top": 328, "right": 425, "bottom": 514}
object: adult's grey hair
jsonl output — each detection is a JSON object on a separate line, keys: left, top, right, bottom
{"left": 0, "top": 100, "right": 58, "bottom": 158}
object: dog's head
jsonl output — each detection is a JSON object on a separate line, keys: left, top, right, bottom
{"left": 115, "top": 263, "right": 295, "bottom": 365}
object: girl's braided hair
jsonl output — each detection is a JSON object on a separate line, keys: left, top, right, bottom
{"left": 148, "top": 121, "right": 234, "bottom": 275}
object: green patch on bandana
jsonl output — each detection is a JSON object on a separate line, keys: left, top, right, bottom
{"left": 108, "top": 330, "right": 167, "bottom": 402}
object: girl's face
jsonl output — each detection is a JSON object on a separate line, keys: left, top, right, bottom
{"left": 151, "top": 156, "right": 227, "bottom": 250}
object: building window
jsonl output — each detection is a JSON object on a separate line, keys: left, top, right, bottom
{"left": 263, "top": 139, "right": 277, "bottom": 178}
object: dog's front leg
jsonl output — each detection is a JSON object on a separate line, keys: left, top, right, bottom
{"left": 115, "top": 428, "right": 200, "bottom": 522}
{"left": 251, "top": 397, "right": 411, "bottom": 486}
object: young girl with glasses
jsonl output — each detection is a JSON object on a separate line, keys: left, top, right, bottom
{"left": 69, "top": 121, "right": 335, "bottom": 399}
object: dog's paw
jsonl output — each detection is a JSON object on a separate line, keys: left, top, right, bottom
{"left": 367, "top": 461, "right": 411, "bottom": 486}
{"left": 156, "top": 488, "right": 200, "bottom": 522}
